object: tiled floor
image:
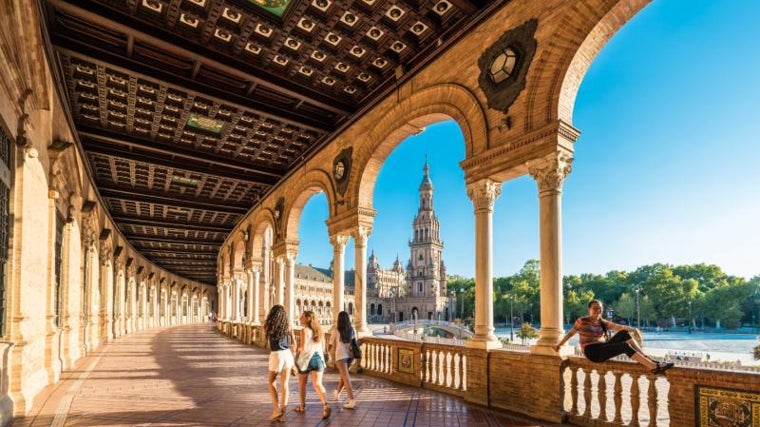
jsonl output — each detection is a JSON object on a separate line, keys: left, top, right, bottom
{"left": 11, "top": 324, "right": 567, "bottom": 426}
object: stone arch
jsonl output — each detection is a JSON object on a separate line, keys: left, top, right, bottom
{"left": 250, "top": 211, "right": 275, "bottom": 259}
{"left": 282, "top": 171, "right": 333, "bottom": 242}
{"left": 232, "top": 238, "right": 245, "bottom": 272}
{"left": 523, "top": 0, "right": 650, "bottom": 129}
{"left": 353, "top": 83, "right": 486, "bottom": 208}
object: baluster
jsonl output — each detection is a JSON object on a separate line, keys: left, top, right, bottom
{"left": 630, "top": 373, "right": 641, "bottom": 425}
{"left": 582, "top": 369, "right": 592, "bottom": 419}
{"left": 428, "top": 349, "right": 436, "bottom": 384}
{"left": 613, "top": 372, "right": 624, "bottom": 425}
{"left": 599, "top": 370, "right": 608, "bottom": 422}
{"left": 569, "top": 366, "right": 579, "bottom": 416}
{"left": 386, "top": 345, "right": 391, "bottom": 374}
{"left": 647, "top": 376, "right": 657, "bottom": 426}
{"left": 420, "top": 347, "right": 429, "bottom": 384}
{"left": 434, "top": 350, "right": 441, "bottom": 385}
{"left": 461, "top": 354, "right": 467, "bottom": 391}
{"left": 445, "top": 351, "right": 452, "bottom": 388}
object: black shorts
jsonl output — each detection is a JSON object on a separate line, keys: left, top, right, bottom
{"left": 583, "top": 330, "right": 636, "bottom": 363}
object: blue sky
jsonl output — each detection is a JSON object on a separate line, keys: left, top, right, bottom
{"left": 296, "top": 0, "right": 760, "bottom": 280}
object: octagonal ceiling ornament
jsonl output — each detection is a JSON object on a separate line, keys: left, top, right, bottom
{"left": 477, "top": 19, "right": 538, "bottom": 116}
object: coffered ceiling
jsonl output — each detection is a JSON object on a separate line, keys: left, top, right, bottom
{"left": 42, "top": 0, "right": 501, "bottom": 285}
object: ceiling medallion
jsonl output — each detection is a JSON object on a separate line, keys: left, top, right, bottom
{"left": 186, "top": 113, "right": 224, "bottom": 135}
{"left": 477, "top": 19, "right": 538, "bottom": 116}
{"left": 247, "top": 0, "right": 293, "bottom": 18}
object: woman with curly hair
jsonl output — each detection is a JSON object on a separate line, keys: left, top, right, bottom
{"left": 294, "top": 310, "right": 330, "bottom": 419}
{"left": 264, "top": 304, "right": 296, "bottom": 421}
{"left": 327, "top": 311, "right": 357, "bottom": 409}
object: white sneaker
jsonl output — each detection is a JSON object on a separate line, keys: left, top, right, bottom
{"left": 332, "top": 390, "right": 340, "bottom": 401}
{"left": 342, "top": 399, "right": 356, "bottom": 409}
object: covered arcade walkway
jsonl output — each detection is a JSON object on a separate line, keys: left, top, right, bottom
{"left": 11, "top": 324, "right": 560, "bottom": 427}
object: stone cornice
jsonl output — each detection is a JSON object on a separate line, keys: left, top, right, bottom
{"left": 460, "top": 120, "right": 579, "bottom": 183}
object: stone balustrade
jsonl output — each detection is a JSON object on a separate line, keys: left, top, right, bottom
{"left": 217, "top": 320, "right": 760, "bottom": 426}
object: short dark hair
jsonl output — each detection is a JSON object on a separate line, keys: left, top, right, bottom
{"left": 588, "top": 299, "right": 603, "bottom": 308}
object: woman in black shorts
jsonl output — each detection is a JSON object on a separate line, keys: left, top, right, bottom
{"left": 554, "top": 299, "right": 674, "bottom": 375}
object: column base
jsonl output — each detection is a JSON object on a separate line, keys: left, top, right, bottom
{"left": 466, "top": 337, "right": 502, "bottom": 350}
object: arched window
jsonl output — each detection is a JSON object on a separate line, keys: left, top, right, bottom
{"left": 377, "top": 304, "right": 383, "bottom": 316}
{"left": 370, "top": 303, "right": 375, "bottom": 315}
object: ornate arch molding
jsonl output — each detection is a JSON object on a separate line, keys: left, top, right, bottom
{"left": 353, "top": 83, "right": 487, "bottom": 208}
{"left": 282, "top": 168, "right": 335, "bottom": 242}
{"left": 524, "top": 0, "right": 651, "bottom": 129}
{"left": 250, "top": 211, "right": 275, "bottom": 254}
{"left": 0, "top": 1, "right": 51, "bottom": 116}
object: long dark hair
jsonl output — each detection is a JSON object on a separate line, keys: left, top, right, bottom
{"left": 337, "top": 311, "right": 352, "bottom": 343}
{"left": 264, "top": 305, "right": 289, "bottom": 341}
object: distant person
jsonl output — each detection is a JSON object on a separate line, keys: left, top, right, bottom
{"left": 327, "top": 311, "right": 357, "bottom": 409}
{"left": 295, "top": 310, "right": 330, "bottom": 419}
{"left": 264, "top": 305, "right": 296, "bottom": 421}
{"left": 554, "top": 299, "right": 674, "bottom": 375}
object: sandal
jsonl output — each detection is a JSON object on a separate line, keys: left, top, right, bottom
{"left": 651, "top": 361, "right": 675, "bottom": 375}
{"left": 293, "top": 404, "right": 305, "bottom": 413}
{"left": 322, "top": 404, "right": 331, "bottom": 419}
{"left": 269, "top": 412, "right": 283, "bottom": 421}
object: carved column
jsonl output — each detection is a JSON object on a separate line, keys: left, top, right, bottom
{"left": 274, "top": 256, "right": 285, "bottom": 307}
{"left": 528, "top": 151, "right": 573, "bottom": 355}
{"left": 466, "top": 179, "right": 502, "bottom": 349}
{"left": 353, "top": 226, "right": 371, "bottom": 335}
{"left": 231, "top": 272, "right": 241, "bottom": 322}
{"left": 113, "top": 254, "right": 125, "bottom": 338}
{"left": 99, "top": 242, "right": 113, "bottom": 340}
{"left": 284, "top": 251, "right": 297, "bottom": 323}
{"left": 247, "top": 263, "right": 261, "bottom": 325}
{"left": 330, "top": 234, "right": 349, "bottom": 324}
{"left": 261, "top": 246, "right": 272, "bottom": 322}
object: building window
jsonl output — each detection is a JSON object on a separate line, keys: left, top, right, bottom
{"left": 418, "top": 282, "right": 423, "bottom": 292}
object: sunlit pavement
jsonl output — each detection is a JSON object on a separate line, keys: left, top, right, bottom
{"left": 12, "top": 324, "right": 566, "bottom": 427}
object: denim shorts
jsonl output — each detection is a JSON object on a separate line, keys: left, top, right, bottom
{"left": 299, "top": 352, "right": 325, "bottom": 374}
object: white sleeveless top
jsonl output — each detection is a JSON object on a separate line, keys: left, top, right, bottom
{"left": 302, "top": 327, "right": 324, "bottom": 356}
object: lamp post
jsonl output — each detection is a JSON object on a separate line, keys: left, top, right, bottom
{"left": 391, "top": 286, "right": 397, "bottom": 324}
{"left": 509, "top": 294, "right": 514, "bottom": 341}
{"left": 634, "top": 286, "right": 642, "bottom": 328}
{"left": 529, "top": 303, "right": 534, "bottom": 325}
{"left": 459, "top": 288, "right": 464, "bottom": 322}
{"left": 688, "top": 300, "right": 692, "bottom": 334}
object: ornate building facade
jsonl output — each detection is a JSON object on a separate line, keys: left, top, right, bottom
{"left": 367, "top": 162, "right": 449, "bottom": 323}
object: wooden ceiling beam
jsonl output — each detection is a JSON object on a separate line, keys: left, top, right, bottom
{"left": 142, "top": 250, "right": 219, "bottom": 256}
{"left": 111, "top": 215, "right": 231, "bottom": 233}
{"left": 82, "top": 138, "right": 278, "bottom": 186}
{"left": 126, "top": 235, "right": 224, "bottom": 246}
{"left": 99, "top": 185, "right": 249, "bottom": 215}
{"left": 50, "top": 1, "right": 353, "bottom": 116}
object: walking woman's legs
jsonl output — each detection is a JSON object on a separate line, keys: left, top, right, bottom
{"left": 267, "top": 371, "right": 281, "bottom": 417}
{"left": 278, "top": 368, "right": 290, "bottom": 410}
{"left": 335, "top": 360, "right": 354, "bottom": 400}
{"left": 310, "top": 370, "right": 328, "bottom": 404}
{"left": 298, "top": 374, "right": 308, "bottom": 408}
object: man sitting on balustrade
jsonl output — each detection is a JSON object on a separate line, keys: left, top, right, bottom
{"left": 554, "top": 299, "right": 674, "bottom": 375}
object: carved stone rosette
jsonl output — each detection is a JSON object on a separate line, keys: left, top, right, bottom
{"left": 466, "top": 179, "right": 502, "bottom": 213}
{"left": 527, "top": 152, "right": 573, "bottom": 196}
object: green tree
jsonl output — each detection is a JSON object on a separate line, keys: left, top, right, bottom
{"left": 516, "top": 322, "right": 538, "bottom": 345}
{"left": 615, "top": 292, "right": 636, "bottom": 324}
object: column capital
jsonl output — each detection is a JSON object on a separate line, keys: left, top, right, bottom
{"left": 466, "top": 179, "right": 502, "bottom": 212}
{"left": 99, "top": 241, "right": 113, "bottom": 265}
{"left": 527, "top": 151, "right": 573, "bottom": 195}
{"left": 329, "top": 233, "right": 350, "bottom": 251}
{"left": 351, "top": 225, "right": 372, "bottom": 247}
